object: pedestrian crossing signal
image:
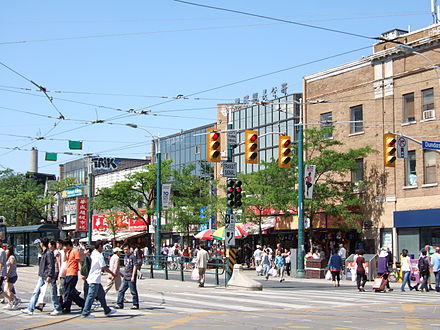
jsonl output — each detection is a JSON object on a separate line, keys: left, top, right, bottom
{"left": 384, "top": 133, "right": 397, "bottom": 167}
{"left": 245, "top": 130, "right": 258, "bottom": 164}
{"left": 207, "top": 128, "right": 221, "bottom": 162}
{"left": 278, "top": 136, "right": 292, "bottom": 168}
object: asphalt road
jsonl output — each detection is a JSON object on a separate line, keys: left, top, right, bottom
{"left": 1, "top": 266, "right": 439, "bottom": 329}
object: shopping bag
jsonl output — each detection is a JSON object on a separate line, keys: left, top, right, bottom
{"left": 37, "top": 283, "right": 52, "bottom": 305}
{"left": 57, "top": 280, "right": 64, "bottom": 296}
{"left": 191, "top": 268, "right": 200, "bottom": 281}
{"left": 325, "top": 270, "right": 332, "bottom": 280}
{"left": 256, "top": 265, "right": 263, "bottom": 274}
{"left": 351, "top": 269, "right": 357, "bottom": 282}
{"left": 269, "top": 267, "right": 277, "bottom": 277}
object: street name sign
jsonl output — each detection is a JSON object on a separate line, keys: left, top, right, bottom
{"left": 397, "top": 136, "right": 408, "bottom": 159}
{"left": 422, "top": 140, "right": 440, "bottom": 150}
{"left": 221, "top": 162, "right": 237, "bottom": 178}
{"left": 227, "top": 131, "right": 237, "bottom": 146}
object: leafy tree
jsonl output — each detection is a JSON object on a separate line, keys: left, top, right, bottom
{"left": 169, "top": 163, "right": 221, "bottom": 245}
{"left": 93, "top": 161, "right": 172, "bottom": 248}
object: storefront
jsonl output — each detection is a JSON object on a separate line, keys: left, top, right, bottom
{"left": 394, "top": 208, "right": 440, "bottom": 257}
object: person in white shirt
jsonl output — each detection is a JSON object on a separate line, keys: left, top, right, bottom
{"left": 104, "top": 247, "right": 122, "bottom": 295}
{"left": 400, "top": 249, "right": 414, "bottom": 291}
{"left": 81, "top": 241, "right": 116, "bottom": 319}
{"left": 338, "top": 244, "right": 347, "bottom": 270}
{"left": 195, "top": 245, "right": 209, "bottom": 287}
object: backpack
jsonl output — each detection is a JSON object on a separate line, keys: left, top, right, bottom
{"left": 418, "top": 256, "right": 429, "bottom": 273}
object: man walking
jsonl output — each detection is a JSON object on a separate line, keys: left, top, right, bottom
{"left": 104, "top": 247, "right": 122, "bottom": 295}
{"left": 116, "top": 244, "right": 139, "bottom": 309}
{"left": 0, "top": 239, "right": 6, "bottom": 300}
{"left": 22, "top": 238, "right": 62, "bottom": 316}
{"left": 81, "top": 240, "right": 116, "bottom": 318}
{"left": 431, "top": 248, "right": 440, "bottom": 292}
{"left": 195, "top": 245, "right": 209, "bottom": 287}
{"left": 62, "top": 240, "right": 84, "bottom": 313}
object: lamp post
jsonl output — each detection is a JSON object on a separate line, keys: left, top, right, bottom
{"left": 126, "top": 123, "right": 161, "bottom": 266}
{"left": 396, "top": 44, "right": 440, "bottom": 82}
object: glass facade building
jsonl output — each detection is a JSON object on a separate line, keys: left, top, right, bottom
{"left": 153, "top": 123, "right": 216, "bottom": 176}
{"left": 231, "top": 93, "right": 301, "bottom": 174}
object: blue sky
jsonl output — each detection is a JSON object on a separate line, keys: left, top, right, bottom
{"left": 0, "top": 1, "right": 434, "bottom": 175}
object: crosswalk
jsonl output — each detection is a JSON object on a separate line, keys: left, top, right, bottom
{"left": 2, "top": 285, "right": 438, "bottom": 317}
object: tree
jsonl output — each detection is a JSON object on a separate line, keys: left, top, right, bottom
{"left": 93, "top": 161, "right": 172, "bottom": 249}
{"left": 169, "top": 163, "right": 221, "bottom": 245}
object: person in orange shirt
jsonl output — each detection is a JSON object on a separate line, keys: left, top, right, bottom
{"left": 61, "top": 240, "right": 85, "bottom": 313}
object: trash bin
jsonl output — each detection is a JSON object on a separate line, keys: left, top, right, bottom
{"left": 305, "top": 259, "right": 326, "bottom": 279}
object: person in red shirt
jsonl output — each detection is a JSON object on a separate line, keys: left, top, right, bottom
{"left": 61, "top": 240, "right": 85, "bottom": 313}
{"left": 356, "top": 249, "right": 367, "bottom": 292}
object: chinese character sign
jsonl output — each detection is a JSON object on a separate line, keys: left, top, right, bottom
{"left": 76, "top": 197, "right": 89, "bottom": 232}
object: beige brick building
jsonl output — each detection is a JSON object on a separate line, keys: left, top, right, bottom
{"left": 303, "top": 25, "right": 440, "bottom": 258}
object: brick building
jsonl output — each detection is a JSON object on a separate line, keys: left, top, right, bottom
{"left": 303, "top": 25, "right": 440, "bottom": 257}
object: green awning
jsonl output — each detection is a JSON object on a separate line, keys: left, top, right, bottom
{"left": 7, "top": 224, "right": 60, "bottom": 234}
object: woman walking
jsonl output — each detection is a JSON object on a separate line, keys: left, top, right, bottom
{"left": 356, "top": 249, "right": 367, "bottom": 292}
{"left": 328, "top": 248, "right": 343, "bottom": 287}
{"left": 400, "top": 249, "right": 413, "bottom": 291}
{"left": 3, "top": 245, "right": 20, "bottom": 309}
{"left": 261, "top": 248, "right": 272, "bottom": 280}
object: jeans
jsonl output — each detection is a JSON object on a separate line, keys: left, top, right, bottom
{"left": 356, "top": 271, "right": 367, "bottom": 289}
{"left": 82, "top": 283, "right": 110, "bottom": 316}
{"left": 277, "top": 265, "right": 285, "bottom": 280}
{"left": 117, "top": 279, "right": 139, "bottom": 306}
{"left": 263, "top": 264, "right": 270, "bottom": 278}
{"left": 420, "top": 272, "right": 429, "bottom": 291}
{"left": 28, "top": 277, "right": 62, "bottom": 312}
{"left": 401, "top": 271, "right": 412, "bottom": 290}
{"left": 435, "top": 271, "right": 440, "bottom": 292}
{"left": 62, "top": 276, "right": 85, "bottom": 312}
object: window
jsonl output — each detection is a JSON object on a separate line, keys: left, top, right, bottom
{"left": 405, "top": 150, "right": 417, "bottom": 186}
{"left": 424, "top": 150, "right": 437, "bottom": 184}
{"left": 402, "top": 93, "right": 415, "bottom": 123}
{"left": 320, "top": 112, "right": 333, "bottom": 138}
{"left": 351, "top": 158, "right": 364, "bottom": 182}
{"left": 350, "top": 105, "right": 363, "bottom": 134}
{"left": 422, "top": 88, "right": 434, "bottom": 112}
{"left": 195, "top": 145, "right": 201, "bottom": 155}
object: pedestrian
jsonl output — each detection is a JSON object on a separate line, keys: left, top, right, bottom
{"left": 431, "top": 248, "right": 440, "bottom": 292}
{"left": 80, "top": 247, "right": 93, "bottom": 298}
{"left": 0, "top": 238, "right": 7, "bottom": 302}
{"left": 56, "top": 240, "right": 66, "bottom": 305}
{"left": 400, "top": 249, "right": 414, "bottom": 291}
{"left": 328, "top": 248, "right": 343, "bottom": 287}
{"left": 253, "top": 245, "right": 263, "bottom": 269}
{"left": 356, "top": 249, "right": 367, "bottom": 292}
{"left": 116, "top": 244, "right": 139, "bottom": 309}
{"left": 312, "top": 248, "right": 320, "bottom": 259}
{"left": 195, "top": 245, "right": 209, "bottom": 287}
{"left": 81, "top": 240, "right": 116, "bottom": 318}
{"left": 134, "top": 245, "right": 144, "bottom": 280}
{"left": 104, "top": 247, "right": 122, "bottom": 295}
{"left": 62, "top": 239, "right": 85, "bottom": 314}
{"left": 274, "top": 250, "right": 286, "bottom": 282}
{"left": 284, "top": 249, "right": 292, "bottom": 277}
{"left": 261, "top": 248, "right": 273, "bottom": 280}
{"left": 338, "top": 244, "right": 347, "bottom": 270}
{"left": 22, "top": 238, "right": 63, "bottom": 316}
{"left": 418, "top": 249, "right": 431, "bottom": 292}
{"left": 377, "top": 248, "right": 393, "bottom": 292}
{"left": 3, "top": 244, "right": 21, "bottom": 309}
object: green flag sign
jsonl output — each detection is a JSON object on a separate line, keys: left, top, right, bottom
{"left": 69, "top": 140, "right": 83, "bottom": 150}
{"left": 45, "top": 152, "right": 57, "bottom": 161}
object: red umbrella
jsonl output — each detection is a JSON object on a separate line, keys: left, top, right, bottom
{"left": 194, "top": 229, "right": 213, "bottom": 240}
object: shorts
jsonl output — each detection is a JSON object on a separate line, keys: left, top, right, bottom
{"left": 7, "top": 276, "right": 17, "bottom": 284}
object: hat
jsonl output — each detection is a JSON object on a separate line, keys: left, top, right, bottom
{"left": 33, "top": 239, "right": 41, "bottom": 244}
{"left": 256, "top": 245, "right": 261, "bottom": 249}
{"left": 113, "top": 247, "right": 123, "bottom": 252}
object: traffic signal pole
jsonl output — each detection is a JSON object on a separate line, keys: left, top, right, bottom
{"left": 155, "top": 141, "right": 162, "bottom": 269}
{"left": 226, "top": 108, "right": 234, "bottom": 284}
{"left": 296, "top": 98, "right": 305, "bottom": 278}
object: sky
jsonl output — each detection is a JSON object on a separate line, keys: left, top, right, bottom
{"left": 0, "top": 1, "right": 435, "bottom": 175}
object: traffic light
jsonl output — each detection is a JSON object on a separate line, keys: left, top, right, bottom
{"left": 207, "top": 128, "right": 221, "bottom": 162}
{"left": 234, "top": 180, "right": 242, "bottom": 207}
{"left": 226, "top": 179, "right": 235, "bottom": 208}
{"left": 278, "top": 136, "right": 292, "bottom": 168}
{"left": 245, "top": 130, "right": 258, "bottom": 164}
{"left": 384, "top": 133, "right": 397, "bottom": 167}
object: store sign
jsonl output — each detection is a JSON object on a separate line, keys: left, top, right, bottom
{"left": 60, "top": 185, "right": 83, "bottom": 199}
{"left": 92, "top": 157, "right": 121, "bottom": 173}
{"left": 76, "top": 197, "right": 88, "bottom": 232}
{"left": 93, "top": 210, "right": 148, "bottom": 232}
{"left": 64, "top": 199, "right": 77, "bottom": 215}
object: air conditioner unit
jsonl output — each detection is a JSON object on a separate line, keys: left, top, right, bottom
{"left": 423, "top": 109, "right": 435, "bottom": 120}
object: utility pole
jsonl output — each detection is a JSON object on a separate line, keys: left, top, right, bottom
{"left": 155, "top": 140, "right": 162, "bottom": 268}
{"left": 226, "top": 106, "right": 234, "bottom": 284}
{"left": 87, "top": 157, "right": 93, "bottom": 246}
{"left": 296, "top": 98, "right": 305, "bottom": 278}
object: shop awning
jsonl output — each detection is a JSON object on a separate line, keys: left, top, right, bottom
{"left": 394, "top": 208, "right": 440, "bottom": 228}
{"left": 243, "top": 217, "right": 276, "bottom": 235}
{"left": 7, "top": 224, "right": 59, "bottom": 234}
{"left": 79, "top": 231, "right": 145, "bottom": 243}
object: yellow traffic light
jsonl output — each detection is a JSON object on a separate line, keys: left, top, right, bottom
{"left": 384, "top": 133, "right": 397, "bottom": 167}
{"left": 207, "top": 128, "right": 221, "bottom": 162}
{"left": 278, "top": 136, "right": 292, "bottom": 168}
{"left": 245, "top": 130, "right": 258, "bottom": 164}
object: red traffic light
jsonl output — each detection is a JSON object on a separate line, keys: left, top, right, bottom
{"left": 249, "top": 134, "right": 257, "bottom": 142}
{"left": 211, "top": 132, "right": 220, "bottom": 140}
{"left": 283, "top": 139, "right": 291, "bottom": 147}
{"left": 235, "top": 187, "right": 242, "bottom": 193}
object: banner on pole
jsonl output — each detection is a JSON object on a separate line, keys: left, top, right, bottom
{"left": 162, "top": 184, "right": 172, "bottom": 209}
{"left": 304, "top": 165, "right": 316, "bottom": 199}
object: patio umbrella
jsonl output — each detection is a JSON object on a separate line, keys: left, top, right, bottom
{"left": 194, "top": 229, "right": 213, "bottom": 240}
{"left": 212, "top": 223, "right": 247, "bottom": 240}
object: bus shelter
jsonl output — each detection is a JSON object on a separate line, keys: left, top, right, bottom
{"left": 7, "top": 224, "right": 60, "bottom": 266}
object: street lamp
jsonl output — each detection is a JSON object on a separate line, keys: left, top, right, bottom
{"left": 396, "top": 44, "right": 440, "bottom": 81}
{"left": 126, "top": 123, "right": 162, "bottom": 267}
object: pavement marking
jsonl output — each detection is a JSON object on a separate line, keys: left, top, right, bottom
{"left": 402, "top": 304, "right": 415, "bottom": 313}
{"left": 152, "top": 315, "right": 201, "bottom": 329}
{"left": 16, "top": 315, "right": 79, "bottom": 330}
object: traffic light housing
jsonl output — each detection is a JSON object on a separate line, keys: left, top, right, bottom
{"left": 278, "top": 135, "right": 292, "bottom": 168}
{"left": 226, "top": 179, "right": 242, "bottom": 208}
{"left": 245, "top": 130, "right": 258, "bottom": 164}
{"left": 384, "top": 133, "right": 397, "bottom": 167}
{"left": 207, "top": 128, "right": 221, "bottom": 162}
